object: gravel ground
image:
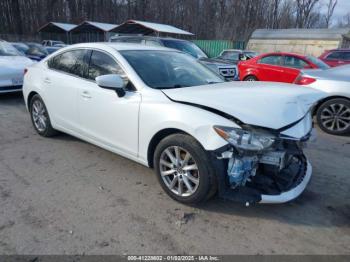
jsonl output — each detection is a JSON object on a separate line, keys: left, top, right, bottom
{"left": 0, "top": 93, "right": 349, "bottom": 255}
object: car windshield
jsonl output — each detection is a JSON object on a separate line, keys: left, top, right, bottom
{"left": 244, "top": 52, "right": 258, "bottom": 58}
{"left": 120, "top": 50, "right": 224, "bottom": 89}
{"left": 306, "top": 56, "right": 330, "bottom": 70}
{"left": 219, "top": 51, "right": 239, "bottom": 60}
{"left": 26, "top": 43, "right": 49, "bottom": 56}
{"left": 0, "top": 42, "right": 22, "bottom": 56}
{"left": 161, "top": 39, "right": 208, "bottom": 59}
{"left": 52, "top": 41, "right": 64, "bottom": 46}
{"left": 12, "top": 43, "right": 29, "bottom": 54}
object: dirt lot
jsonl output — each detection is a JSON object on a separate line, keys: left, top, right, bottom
{"left": 0, "top": 93, "right": 349, "bottom": 255}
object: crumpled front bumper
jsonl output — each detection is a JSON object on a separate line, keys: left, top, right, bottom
{"left": 260, "top": 161, "right": 312, "bottom": 204}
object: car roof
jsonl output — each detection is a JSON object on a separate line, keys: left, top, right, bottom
{"left": 66, "top": 42, "right": 176, "bottom": 52}
{"left": 259, "top": 52, "right": 307, "bottom": 58}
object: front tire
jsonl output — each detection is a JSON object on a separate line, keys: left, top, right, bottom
{"left": 154, "top": 134, "right": 217, "bottom": 204}
{"left": 30, "top": 94, "right": 58, "bottom": 137}
{"left": 316, "top": 98, "right": 350, "bottom": 135}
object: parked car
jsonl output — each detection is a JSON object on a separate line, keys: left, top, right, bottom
{"left": 11, "top": 42, "right": 30, "bottom": 55}
{"left": 216, "top": 49, "right": 258, "bottom": 64}
{"left": 238, "top": 52, "right": 329, "bottom": 83}
{"left": 23, "top": 43, "right": 325, "bottom": 204}
{"left": 42, "top": 40, "right": 65, "bottom": 47}
{"left": 46, "top": 46, "right": 64, "bottom": 54}
{"left": 294, "top": 65, "right": 350, "bottom": 135}
{"left": 319, "top": 49, "right": 350, "bottom": 67}
{"left": 25, "top": 42, "right": 49, "bottom": 61}
{"left": 110, "top": 36, "right": 238, "bottom": 81}
{"left": 0, "top": 40, "right": 33, "bottom": 93}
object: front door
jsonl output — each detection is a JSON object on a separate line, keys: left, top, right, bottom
{"left": 78, "top": 50, "right": 141, "bottom": 157}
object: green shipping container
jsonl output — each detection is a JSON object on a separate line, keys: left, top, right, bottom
{"left": 192, "top": 40, "right": 246, "bottom": 58}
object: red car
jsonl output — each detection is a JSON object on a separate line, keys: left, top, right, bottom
{"left": 319, "top": 49, "right": 350, "bottom": 67}
{"left": 238, "top": 52, "right": 329, "bottom": 83}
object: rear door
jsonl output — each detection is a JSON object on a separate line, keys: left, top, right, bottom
{"left": 44, "top": 49, "right": 89, "bottom": 132}
{"left": 256, "top": 55, "right": 284, "bottom": 82}
{"left": 77, "top": 50, "right": 141, "bottom": 157}
{"left": 281, "top": 55, "right": 310, "bottom": 83}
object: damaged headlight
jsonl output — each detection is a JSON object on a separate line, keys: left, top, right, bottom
{"left": 214, "top": 126, "right": 275, "bottom": 151}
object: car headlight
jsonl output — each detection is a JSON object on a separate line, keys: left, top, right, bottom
{"left": 214, "top": 126, "right": 275, "bottom": 151}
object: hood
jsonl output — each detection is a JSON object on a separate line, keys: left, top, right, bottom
{"left": 162, "top": 82, "right": 326, "bottom": 130}
{"left": 0, "top": 56, "right": 34, "bottom": 70}
{"left": 199, "top": 57, "right": 236, "bottom": 67}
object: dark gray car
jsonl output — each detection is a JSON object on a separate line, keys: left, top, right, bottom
{"left": 110, "top": 36, "right": 238, "bottom": 81}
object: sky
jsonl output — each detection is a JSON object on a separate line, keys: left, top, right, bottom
{"left": 323, "top": 0, "right": 350, "bottom": 20}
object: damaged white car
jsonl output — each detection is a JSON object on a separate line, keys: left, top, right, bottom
{"left": 23, "top": 43, "right": 325, "bottom": 205}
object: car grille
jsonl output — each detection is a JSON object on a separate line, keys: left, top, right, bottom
{"left": 219, "top": 68, "right": 236, "bottom": 78}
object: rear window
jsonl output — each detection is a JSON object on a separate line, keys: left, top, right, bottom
{"left": 306, "top": 56, "right": 330, "bottom": 69}
{"left": 48, "top": 49, "right": 88, "bottom": 77}
{"left": 327, "top": 51, "right": 350, "bottom": 61}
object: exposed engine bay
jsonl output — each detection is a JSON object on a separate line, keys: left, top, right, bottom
{"left": 215, "top": 137, "right": 309, "bottom": 204}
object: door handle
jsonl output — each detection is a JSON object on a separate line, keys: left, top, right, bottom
{"left": 43, "top": 77, "right": 51, "bottom": 84}
{"left": 81, "top": 91, "right": 92, "bottom": 99}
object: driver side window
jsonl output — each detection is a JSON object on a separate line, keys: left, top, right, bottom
{"left": 88, "top": 50, "right": 131, "bottom": 89}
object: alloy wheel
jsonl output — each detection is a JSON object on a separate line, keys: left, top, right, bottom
{"left": 159, "top": 146, "right": 200, "bottom": 197}
{"left": 32, "top": 99, "right": 47, "bottom": 132}
{"left": 320, "top": 103, "right": 350, "bottom": 132}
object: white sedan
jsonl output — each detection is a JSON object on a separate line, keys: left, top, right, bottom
{"left": 295, "top": 65, "right": 350, "bottom": 135}
{"left": 0, "top": 40, "right": 33, "bottom": 93}
{"left": 23, "top": 43, "right": 325, "bottom": 205}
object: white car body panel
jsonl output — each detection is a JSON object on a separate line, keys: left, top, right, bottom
{"left": 0, "top": 56, "right": 33, "bottom": 93}
{"left": 300, "top": 65, "right": 350, "bottom": 99}
{"left": 22, "top": 43, "right": 327, "bottom": 204}
{"left": 162, "top": 82, "right": 325, "bottom": 130}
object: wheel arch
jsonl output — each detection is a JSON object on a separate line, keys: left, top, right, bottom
{"left": 147, "top": 128, "right": 192, "bottom": 168}
{"left": 27, "top": 91, "right": 39, "bottom": 110}
{"left": 313, "top": 95, "right": 350, "bottom": 116}
{"left": 243, "top": 74, "right": 258, "bottom": 81}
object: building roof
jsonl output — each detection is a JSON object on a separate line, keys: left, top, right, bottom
{"left": 111, "top": 20, "right": 194, "bottom": 36}
{"left": 250, "top": 28, "right": 350, "bottom": 40}
{"left": 71, "top": 21, "right": 119, "bottom": 33}
{"left": 38, "top": 22, "right": 77, "bottom": 33}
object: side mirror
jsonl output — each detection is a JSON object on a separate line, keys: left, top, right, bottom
{"left": 96, "top": 74, "right": 126, "bottom": 97}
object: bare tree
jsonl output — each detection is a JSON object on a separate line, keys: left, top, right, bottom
{"left": 295, "top": 0, "right": 320, "bottom": 28}
{"left": 325, "top": 0, "right": 338, "bottom": 28}
{"left": 0, "top": 0, "right": 340, "bottom": 41}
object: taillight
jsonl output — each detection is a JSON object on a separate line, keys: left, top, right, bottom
{"left": 24, "top": 68, "right": 28, "bottom": 75}
{"left": 294, "top": 75, "right": 316, "bottom": 85}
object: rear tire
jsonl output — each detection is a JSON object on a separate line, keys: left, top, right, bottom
{"left": 154, "top": 134, "right": 217, "bottom": 204}
{"left": 316, "top": 98, "right": 350, "bottom": 135}
{"left": 244, "top": 75, "right": 258, "bottom": 81}
{"left": 29, "top": 94, "right": 58, "bottom": 137}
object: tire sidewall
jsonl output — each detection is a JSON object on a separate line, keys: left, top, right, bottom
{"left": 244, "top": 75, "right": 257, "bottom": 81}
{"left": 29, "top": 95, "right": 53, "bottom": 137}
{"left": 316, "top": 98, "right": 350, "bottom": 135}
{"left": 154, "top": 134, "right": 214, "bottom": 204}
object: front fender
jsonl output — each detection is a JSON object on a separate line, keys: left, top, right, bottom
{"left": 138, "top": 99, "right": 238, "bottom": 165}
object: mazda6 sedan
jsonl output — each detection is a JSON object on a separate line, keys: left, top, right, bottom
{"left": 23, "top": 43, "right": 326, "bottom": 205}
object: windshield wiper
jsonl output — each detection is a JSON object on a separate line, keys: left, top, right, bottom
{"left": 157, "top": 85, "right": 188, "bottom": 90}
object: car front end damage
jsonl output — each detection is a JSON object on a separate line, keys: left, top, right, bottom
{"left": 211, "top": 112, "right": 314, "bottom": 205}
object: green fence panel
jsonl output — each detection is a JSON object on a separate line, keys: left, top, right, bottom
{"left": 192, "top": 40, "right": 246, "bottom": 58}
